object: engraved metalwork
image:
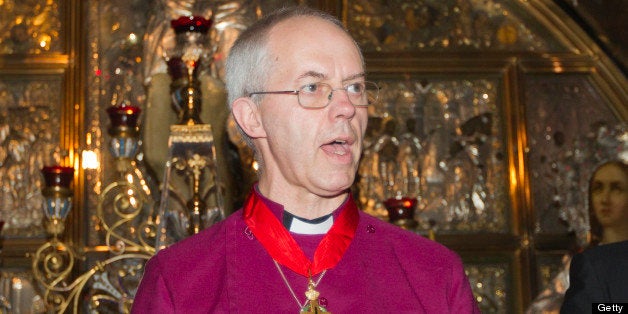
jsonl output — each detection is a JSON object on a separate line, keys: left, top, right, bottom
{"left": 525, "top": 74, "right": 624, "bottom": 245}
{"left": 359, "top": 78, "right": 508, "bottom": 233}
{"left": 32, "top": 242, "right": 150, "bottom": 313}
{"left": 0, "top": 0, "right": 63, "bottom": 53}
{"left": 147, "top": 16, "right": 226, "bottom": 246}
{"left": 96, "top": 168, "right": 156, "bottom": 256}
{"left": 465, "top": 263, "right": 509, "bottom": 313}
{"left": 346, "top": 0, "right": 558, "bottom": 53}
{"left": 0, "top": 79, "right": 62, "bottom": 237}
{"left": 31, "top": 101, "right": 155, "bottom": 313}
{"left": 154, "top": 124, "right": 223, "bottom": 249}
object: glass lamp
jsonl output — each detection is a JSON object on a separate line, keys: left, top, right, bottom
{"left": 383, "top": 196, "right": 418, "bottom": 230}
{"left": 106, "top": 101, "right": 141, "bottom": 160}
{"left": 41, "top": 165, "right": 74, "bottom": 237}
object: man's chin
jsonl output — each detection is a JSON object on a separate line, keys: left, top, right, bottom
{"left": 313, "top": 181, "right": 353, "bottom": 198}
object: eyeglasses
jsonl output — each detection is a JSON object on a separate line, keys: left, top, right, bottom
{"left": 248, "top": 81, "right": 379, "bottom": 109}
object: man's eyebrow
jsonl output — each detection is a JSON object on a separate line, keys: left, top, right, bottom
{"left": 343, "top": 73, "right": 366, "bottom": 82}
{"left": 297, "top": 71, "right": 327, "bottom": 80}
{"left": 296, "top": 71, "right": 366, "bottom": 82}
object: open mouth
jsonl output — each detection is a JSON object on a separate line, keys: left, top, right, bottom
{"left": 322, "top": 139, "right": 351, "bottom": 156}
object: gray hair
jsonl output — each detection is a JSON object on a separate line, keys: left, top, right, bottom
{"left": 225, "top": 6, "right": 355, "bottom": 106}
{"left": 224, "top": 6, "right": 363, "bottom": 152}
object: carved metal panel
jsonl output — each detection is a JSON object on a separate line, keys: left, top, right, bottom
{"left": 358, "top": 77, "right": 509, "bottom": 233}
{"left": 0, "top": 77, "right": 63, "bottom": 238}
{"left": 345, "top": 0, "right": 564, "bottom": 53}
{"left": 0, "top": 0, "right": 64, "bottom": 54}
{"left": 525, "top": 74, "right": 623, "bottom": 245}
{"left": 464, "top": 258, "right": 512, "bottom": 313}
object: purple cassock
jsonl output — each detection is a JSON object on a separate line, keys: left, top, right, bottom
{"left": 132, "top": 189, "right": 481, "bottom": 313}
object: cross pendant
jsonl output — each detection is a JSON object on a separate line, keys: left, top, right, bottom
{"left": 300, "top": 278, "right": 331, "bottom": 314}
{"left": 300, "top": 298, "right": 330, "bottom": 314}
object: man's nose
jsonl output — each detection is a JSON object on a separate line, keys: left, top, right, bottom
{"left": 328, "top": 89, "right": 356, "bottom": 118}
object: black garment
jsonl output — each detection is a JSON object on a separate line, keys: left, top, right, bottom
{"left": 561, "top": 240, "right": 628, "bottom": 314}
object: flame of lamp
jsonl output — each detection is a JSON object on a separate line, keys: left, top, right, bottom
{"left": 107, "top": 103, "right": 141, "bottom": 159}
{"left": 383, "top": 197, "right": 418, "bottom": 230}
{"left": 41, "top": 166, "right": 74, "bottom": 236}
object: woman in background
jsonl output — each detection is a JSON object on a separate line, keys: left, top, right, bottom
{"left": 560, "top": 160, "right": 628, "bottom": 312}
{"left": 586, "top": 160, "right": 628, "bottom": 246}
{"left": 527, "top": 160, "right": 628, "bottom": 313}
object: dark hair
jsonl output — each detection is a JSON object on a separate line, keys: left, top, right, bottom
{"left": 587, "top": 160, "right": 628, "bottom": 246}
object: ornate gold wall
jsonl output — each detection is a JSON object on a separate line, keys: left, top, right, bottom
{"left": 0, "top": 0, "right": 626, "bottom": 313}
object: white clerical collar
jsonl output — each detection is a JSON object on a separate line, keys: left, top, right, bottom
{"left": 283, "top": 211, "right": 334, "bottom": 235}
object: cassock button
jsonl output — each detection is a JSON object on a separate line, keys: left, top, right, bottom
{"left": 244, "top": 226, "right": 254, "bottom": 239}
{"left": 366, "top": 224, "right": 375, "bottom": 233}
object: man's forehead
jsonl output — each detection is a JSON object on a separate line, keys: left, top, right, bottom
{"left": 273, "top": 15, "right": 330, "bottom": 29}
{"left": 291, "top": 71, "right": 366, "bottom": 85}
{"left": 268, "top": 15, "right": 349, "bottom": 42}
{"left": 265, "top": 16, "right": 363, "bottom": 80}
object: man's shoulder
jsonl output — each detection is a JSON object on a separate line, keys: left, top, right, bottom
{"left": 357, "top": 211, "right": 462, "bottom": 266}
{"left": 152, "top": 209, "right": 243, "bottom": 264}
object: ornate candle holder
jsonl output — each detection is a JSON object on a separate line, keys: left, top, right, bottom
{"left": 30, "top": 15, "right": 223, "bottom": 312}
{"left": 166, "top": 15, "right": 212, "bottom": 125}
{"left": 154, "top": 15, "right": 224, "bottom": 250}
{"left": 32, "top": 103, "right": 154, "bottom": 313}
{"left": 100, "top": 101, "right": 156, "bottom": 254}
{"left": 32, "top": 165, "right": 78, "bottom": 311}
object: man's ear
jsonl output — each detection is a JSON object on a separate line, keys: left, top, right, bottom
{"left": 231, "top": 97, "right": 266, "bottom": 138}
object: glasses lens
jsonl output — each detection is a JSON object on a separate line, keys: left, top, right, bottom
{"left": 297, "top": 81, "right": 379, "bottom": 108}
{"left": 362, "top": 82, "right": 379, "bottom": 106}
{"left": 298, "top": 83, "right": 331, "bottom": 108}
{"left": 346, "top": 82, "right": 379, "bottom": 106}
{"left": 345, "top": 82, "right": 365, "bottom": 106}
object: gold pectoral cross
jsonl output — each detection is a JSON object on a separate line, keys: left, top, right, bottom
{"left": 300, "top": 277, "right": 331, "bottom": 314}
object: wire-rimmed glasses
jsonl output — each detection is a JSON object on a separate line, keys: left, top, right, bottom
{"left": 248, "top": 81, "right": 379, "bottom": 109}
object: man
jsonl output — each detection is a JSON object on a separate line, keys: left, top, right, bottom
{"left": 132, "top": 6, "right": 479, "bottom": 313}
{"left": 561, "top": 240, "right": 628, "bottom": 313}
